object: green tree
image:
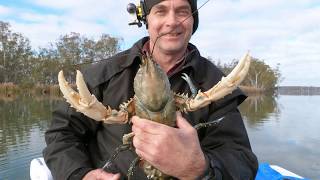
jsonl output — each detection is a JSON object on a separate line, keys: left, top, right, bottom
{"left": 213, "top": 57, "right": 281, "bottom": 91}
{"left": 0, "top": 21, "right": 33, "bottom": 84}
{"left": 32, "top": 46, "right": 62, "bottom": 84}
{"left": 33, "top": 32, "right": 122, "bottom": 84}
{"left": 93, "top": 34, "right": 122, "bottom": 61}
{"left": 244, "top": 58, "right": 281, "bottom": 91}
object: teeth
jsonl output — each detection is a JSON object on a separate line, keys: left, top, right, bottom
{"left": 168, "top": 33, "right": 179, "bottom": 36}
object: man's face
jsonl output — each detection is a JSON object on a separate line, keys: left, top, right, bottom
{"left": 147, "top": 0, "right": 194, "bottom": 55}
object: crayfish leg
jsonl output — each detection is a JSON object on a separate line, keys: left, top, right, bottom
{"left": 194, "top": 117, "right": 224, "bottom": 130}
{"left": 127, "top": 157, "right": 140, "bottom": 180}
{"left": 102, "top": 144, "right": 131, "bottom": 170}
{"left": 123, "top": 132, "right": 135, "bottom": 145}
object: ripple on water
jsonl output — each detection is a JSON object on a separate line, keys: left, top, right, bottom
{"left": 0, "top": 123, "right": 48, "bottom": 179}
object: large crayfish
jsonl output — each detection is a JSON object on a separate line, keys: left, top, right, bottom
{"left": 58, "top": 52, "right": 251, "bottom": 179}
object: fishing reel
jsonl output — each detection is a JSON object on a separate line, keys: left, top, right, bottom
{"left": 127, "top": 1, "right": 147, "bottom": 27}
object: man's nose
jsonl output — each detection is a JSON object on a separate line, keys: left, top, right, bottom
{"left": 165, "top": 12, "right": 180, "bottom": 28}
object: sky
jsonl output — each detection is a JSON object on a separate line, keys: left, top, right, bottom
{"left": 0, "top": 0, "right": 319, "bottom": 86}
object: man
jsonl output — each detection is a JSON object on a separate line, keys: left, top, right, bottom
{"left": 43, "top": 0, "right": 258, "bottom": 179}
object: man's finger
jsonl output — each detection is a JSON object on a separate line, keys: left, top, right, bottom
{"left": 133, "top": 132, "right": 153, "bottom": 150}
{"left": 131, "top": 116, "right": 168, "bottom": 134}
{"left": 99, "top": 170, "right": 120, "bottom": 180}
{"left": 132, "top": 126, "right": 159, "bottom": 145}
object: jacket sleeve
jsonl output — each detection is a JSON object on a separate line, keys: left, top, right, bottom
{"left": 43, "top": 100, "right": 100, "bottom": 180}
{"left": 200, "top": 92, "right": 258, "bottom": 180}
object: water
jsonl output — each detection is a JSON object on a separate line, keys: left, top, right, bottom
{"left": 0, "top": 95, "right": 60, "bottom": 180}
{"left": 240, "top": 95, "right": 320, "bottom": 180}
{"left": 0, "top": 95, "right": 319, "bottom": 179}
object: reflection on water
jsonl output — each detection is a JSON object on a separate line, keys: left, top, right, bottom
{"left": 0, "top": 95, "right": 319, "bottom": 179}
{"left": 239, "top": 95, "right": 281, "bottom": 127}
{"left": 0, "top": 95, "right": 61, "bottom": 179}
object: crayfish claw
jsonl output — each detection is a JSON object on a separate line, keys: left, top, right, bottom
{"left": 181, "top": 73, "right": 198, "bottom": 97}
{"left": 176, "top": 52, "right": 251, "bottom": 112}
{"left": 58, "top": 70, "right": 129, "bottom": 124}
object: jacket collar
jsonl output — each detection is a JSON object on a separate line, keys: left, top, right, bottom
{"left": 121, "top": 37, "right": 205, "bottom": 84}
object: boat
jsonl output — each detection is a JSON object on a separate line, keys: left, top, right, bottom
{"left": 256, "top": 163, "right": 310, "bottom": 180}
{"left": 30, "top": 158, "right": 310, "bottom": 180}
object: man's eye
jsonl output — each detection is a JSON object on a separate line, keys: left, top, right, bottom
{"left": 177, "top": 10, "right": 191, "bottom": 17}
{"left": 155, "top": 10, "right": 165, "bottom": 15}
{"left": 178, "top": 10, "right": 190, "bottom": 17}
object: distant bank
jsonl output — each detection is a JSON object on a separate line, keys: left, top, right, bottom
{"left": 277, "top": 86, "right": 320, "bottom": 95}
{"left": 1, "top": 84, "right": 320, "bottom": 97}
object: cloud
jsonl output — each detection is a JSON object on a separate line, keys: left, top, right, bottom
{"left": 1, "top": 0, "right": 319, "bottom": 86}
{"left": 5, "top": 0, "right": 146, "bottom": 49}
{"left": 30, "top": 0, "right": 86, "bottom": 9}
{"left": 0, "top": 5, "right": 13, "bottom": 16}
{"left": 192, "top": 0, "right": 320, "bottom": 86}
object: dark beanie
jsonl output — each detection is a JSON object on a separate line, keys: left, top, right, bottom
{"left": 143, "top": 0, "right": 198, "bottom": 34}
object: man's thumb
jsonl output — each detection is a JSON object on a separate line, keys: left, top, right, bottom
{"left": 176, "top": 111, "right": 192, "bottom": 129}
{"left": 111, "top": 173, "right": 121, "bottom": 180}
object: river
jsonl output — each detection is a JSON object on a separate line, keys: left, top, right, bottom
{"left": 0, "top": 94, "right": 319, "bottom": 179}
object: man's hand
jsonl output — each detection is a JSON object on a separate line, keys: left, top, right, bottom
{"left": 83, "top": 169, "right": 120, "bottom": 180}
{"left": 132, "top": 112, "right": 206, "bottom": 180}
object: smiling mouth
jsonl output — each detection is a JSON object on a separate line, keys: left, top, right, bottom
{"left": 160, "top": 30, "right": 182, "bottom": 37}
{"left": 164, "top": 32, "right": 182, "bottom": 37}
{"left": 169, "top": 33, "right": 181, "bottom": 36}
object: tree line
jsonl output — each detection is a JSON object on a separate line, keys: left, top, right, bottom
{"left": 0, "top": 21, "right": 122, "bottom": 86}
{"left": 0, "top": 21, "right": 281, "bottom": 91}
{"left": 210, "top": 57, "right": 282, "bottom": 92}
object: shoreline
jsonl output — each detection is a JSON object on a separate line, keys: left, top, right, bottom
{"left": 3, "top": 83, "right": 318, "bottom": 98}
